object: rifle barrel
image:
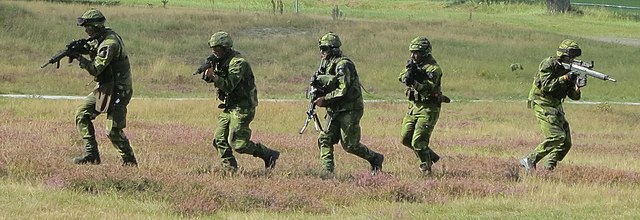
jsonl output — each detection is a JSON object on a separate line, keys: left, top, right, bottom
{"left": 562, "top": 63, "right": 617, "bottom": 82}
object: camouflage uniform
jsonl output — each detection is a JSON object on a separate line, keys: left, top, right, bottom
{"left": 398, "top": 37, "right": 446, "bottom": 175}
{"left": 314, "top": 32, "right": 384, "bottom": 175}
{"left": 73, "top": 9, "right": 137, "bottom": 166}
{"left": 203, "top": 32, "right": 279, "bottom": 172}
{"left": 521, "top": 39, "right": 583, "bottom": 171}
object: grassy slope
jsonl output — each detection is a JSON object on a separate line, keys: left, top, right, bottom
{"left": 1, "top": 1, "right": 639, "bottom": 102}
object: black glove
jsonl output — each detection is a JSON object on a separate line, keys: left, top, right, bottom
{"left": 575, "top": 75, "right": 587, "bottom": 88}
{"left": 77, "top": 55, "right": 92, "bottom": 69}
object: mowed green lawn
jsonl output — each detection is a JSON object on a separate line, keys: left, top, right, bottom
{"left": 574, "top": 0, "right": 640, "bottom": 7}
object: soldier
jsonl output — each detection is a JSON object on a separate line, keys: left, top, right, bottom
{"left": 399, "top": 37, "right": 448, "bottom": 176}
{"left": 520, "top": 39, "right": 585, "bottom": 171}
{"left": 312, "top": 32, "right": 384, "bottom": 176}
{"left": 202, "top": 32, "right": 280, "bottom": 173}
{"left": 72, "top": 9, "right": 138, "bottom": 166}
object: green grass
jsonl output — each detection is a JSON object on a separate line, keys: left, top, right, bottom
{"left": 574, "top": 0, "right": 640, "bottom": 7}
{"left": 1, "top": 98, "right": 640, "bottom": 218}
{"left": 1, "top": 1, "right": 640, "bottom": 102}
{"left": 2, "top": 1, "right": 640, "bottom": 218}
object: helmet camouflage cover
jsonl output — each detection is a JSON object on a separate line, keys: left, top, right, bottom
{"left": 409, "top": 36, "right": 432, "bottom": 54}
{"left": 77, "top": 9, "right": 106, "bottom": 27}
{"left": 556, "top": 39, "right": 581, "bottom": 57}
{"left": 318, "top": 32, "right": 341, "bottom": 48}
{"left": 209, "top": 32, "right": 233, "bottom": 48}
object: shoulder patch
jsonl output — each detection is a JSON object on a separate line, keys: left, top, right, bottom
{"left": 97, "top": 46, "right": 110, "bottom": 59}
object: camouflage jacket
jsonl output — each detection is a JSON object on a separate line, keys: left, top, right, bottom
{"left": 210, "top": 50, "right": 258, "bottom": 109}
{"left": 316, "top": 56, "right": 364, "bottom": 113}
{"left": 398, "top": 56, "right": 443, "bottom": 112}
{"left": 528, "top": 56, "right": 581, "bottom": 108}
{"left": 82, "top": 28, "right": 132, "bottom": 92}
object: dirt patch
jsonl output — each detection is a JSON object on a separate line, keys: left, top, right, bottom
{"left": 586, "top": 36, "right": 640, "bottom": 47}
{"left": 243, "top": 26, "right": 309, "bottom": 37}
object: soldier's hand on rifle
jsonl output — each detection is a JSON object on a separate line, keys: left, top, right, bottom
{"left": 314, "top": 96, "right": 328, "bottom": 107}
{"left": 562, "top": 72, "right": 577, "bottom": 82}
{"left": 575, "top": 75, "right": 587, "bottom": 88}
{"left": 77, "top": 55, "right": 92, "bottom": 69}
{"left": 204, "top": 67, "right": 218, "bottom": 82}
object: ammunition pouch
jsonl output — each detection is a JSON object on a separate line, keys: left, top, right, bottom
{"left": 93, "top": 56, "right": 129, "bottom": 113}
{"left": 406, "top": 89, "right": 449, "bottom": 104}
{"left": 94, "top": 80, "right": 114, "bottom": 113}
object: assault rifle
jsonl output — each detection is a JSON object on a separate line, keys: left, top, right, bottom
{"left": 562, "top": 60, "right": 617, "bottom": 83}
{"left": 299, "top": 63, "right": 326, "bottom": 134}
{"left": 193, "top": 54, "right": 227, "bottom": 104}
{"left": 192, "top": 54, "right": 218, "bottom": 80}
{"left": 41, "top": 38, "right": 92, "bottom": 68}
{"left": 403, "top": 59, "right": 427, "bottom": 87}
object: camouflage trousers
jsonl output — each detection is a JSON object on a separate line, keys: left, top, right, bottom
{"left": 523, "top": 103, "right": 572, "bottom": 169}
{"left": 212, "top": 107, "right": 273, "bottom": 168}
{"left": 75, "top": 89, "right": 136, "bottom": 161}
{"left": 318, "top": 108, "right": 378, "bottom": 172}
{"left": 400, "top": 107, "right": 440, "bottom": 168}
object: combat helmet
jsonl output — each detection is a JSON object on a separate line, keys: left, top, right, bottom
{"left": 319, "top": 32, "right": 342, "bottom": 48}
{"left": 77, "top": 9, "right": 106, "bottom": 27}
{"left": 556, "top": 39, "right": 581, "bottom": 57}
{"left": 409, "top": 37, "right": 432, "bottom": 54}
{"left": 209, "top": 32, "right": 233, "bottom": 48}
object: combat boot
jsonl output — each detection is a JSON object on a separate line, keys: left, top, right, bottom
{"left": 73, "top": 154, "right": 101, "bottom": 165}
{"left": 261, "top": 149, "right": 280, "bottom": 169}
{"left": 320, "top": 169, "right": 334, "bottom": 180}
{"left": 519, "top": 157, "right": 536, "bottom": 171}
{"left": 419, "top": 163, "right": 433, "bottom": 176}
{"left": 369, "top": 153, "right": 384, "bottom": 175}
{"left": 122, "top": 156, "right": 138, "bottom": 167}
{"left": 431, "top": 151, "right": 440, "bottom": 164}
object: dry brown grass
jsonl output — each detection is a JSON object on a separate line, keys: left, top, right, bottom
{"left": 1, "top": 98, "right": 639, "bottom": 217}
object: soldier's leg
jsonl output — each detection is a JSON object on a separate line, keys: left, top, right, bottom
{"left": 106, "top": 94, "right": 137, "bottom": 166}
{"left": 74, "top": 93, "right": 101, "bottom": 164}
{"left": 523, "top": 106, "right": 565, "bottom": 166}
{"left": 544, "top": 120, "right": 572, "bottom": 170}
{"left": 412, "top": 111, "right": 440, "bottom": 174}
{"left": 338, "top": 109, "right": 383, "bottom": 173}
{"left": 227, "top": 108, "right": 279, "bottom": 169}
{"left": 213, "top": 110, "right": 236, "bottom": 170}
{"left": 401, "top": 112, "right": 417, "bottom": 148}
{"left": 318, "top": 113, "right": 340, "bottom": 173}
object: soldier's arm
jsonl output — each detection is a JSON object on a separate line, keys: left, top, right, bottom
{"left": 567, "top": 86, "right": 581, "bottom": 100}
{"left": 538, "top": 58, "right": 572, "bottom": 93}
{"left": 398, "top": 69, "right": 407, "bottom": 83}
{"left": 79, "top": 37, "right": 119, "bottom": 77}
{"left": 213, "top": 58, "right": 245, "bottom": 93}
{"left": 324, "top": 60, "right": 352, "bottom": 102}
{"left": 413, "top": 65, "right": 441, "bottom": 95}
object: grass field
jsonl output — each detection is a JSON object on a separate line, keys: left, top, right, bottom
{"left": 2, "top": 0, "right": 640, "bottom": 219}
{"left": 1, "top": 98, "right": 640, "bottom": 219}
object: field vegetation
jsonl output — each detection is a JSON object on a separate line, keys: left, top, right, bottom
{"left": 2, "top": 0, "right": 640, "bottom": 219}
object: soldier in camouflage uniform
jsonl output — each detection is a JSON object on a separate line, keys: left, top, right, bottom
{"left": 520, "top": 39, "right": 585, "bottom": 171}
{"left": 72, "top": 9, "right": 137, "bottom": 166}
{"left": 312, "top": 32, "right": 384, "bottom": 175}
{"left": 399, "top": 37, "right": 448, "bottom": 176}
{"left": 202, "top": 32, "right": 280, "bottom": 172}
